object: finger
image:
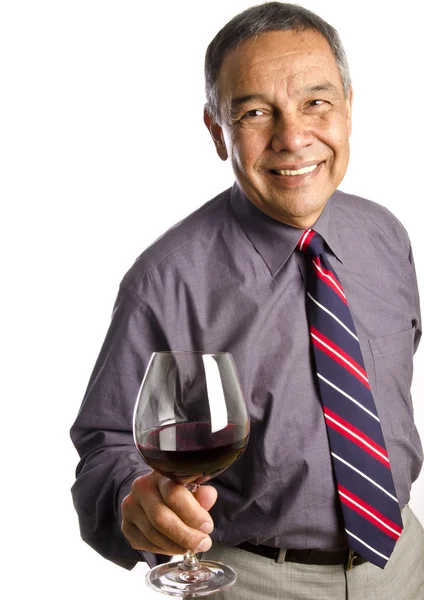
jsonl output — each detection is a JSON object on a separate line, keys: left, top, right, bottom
{"left": 122, "top": 502, "right": 188, "bottom": 555}
{"left": 158, "top": 478, "right": 215, "bottom": 532}
{"left": 122, "top": 521, "right": 180, "bottom": 555}
{"left": 123, "top": 522, "right": 188, "bottom": 556}
{"left": 134, "top": 475, "right": 212, "bottom": 552}
{"left": 194, "top": 485, "right": 218, "bottom": 512}
{"left": 121, "top": 520, "right": 167, "bottom": 555}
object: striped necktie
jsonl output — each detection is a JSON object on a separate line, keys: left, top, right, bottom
{"left": 297, "top": 228, "right": 403, "bottom": 569}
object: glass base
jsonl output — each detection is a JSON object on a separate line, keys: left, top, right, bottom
{"left": 145, "top": 559, "right": 237, "bottom": 597}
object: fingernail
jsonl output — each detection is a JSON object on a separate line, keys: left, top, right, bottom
{"left": 199, "top": 522, "right": 213, "bottom": 534}
{"left": 196, "top": 537, "right": 212, "bottom": 553}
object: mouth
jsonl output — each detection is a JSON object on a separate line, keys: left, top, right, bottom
{"left": 265, "top": 161, "right": 323, "bottom": 187}
{"left": 268, "top": 163, "right": 320, "bottom": 176}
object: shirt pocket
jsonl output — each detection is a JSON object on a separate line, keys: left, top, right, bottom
{"left": 369, "top": 327, "right": 415, "bottom": 435}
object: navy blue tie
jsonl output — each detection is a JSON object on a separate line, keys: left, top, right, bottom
{"left": 297, "top": 229, "right": 403, "bottom": 569}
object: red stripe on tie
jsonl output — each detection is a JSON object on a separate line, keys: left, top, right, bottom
{"left": 310, "top": 326, "right": 370, "bottom": 388}
{"left": 323, "top": 407, "right": 390, "bottom": 466}
{"left": 297, "top": 229, "right": 315, "bottom": 252}
{"left": 312, "top": 257, "right": 348, "bottom": 305}
{"left": 338, "top": 485, "right": 402, "bottom": 539}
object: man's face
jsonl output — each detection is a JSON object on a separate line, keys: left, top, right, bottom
{"left": 205, "top": 29, "right": 353, "bottom": 228}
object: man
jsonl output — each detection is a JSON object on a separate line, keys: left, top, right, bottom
{"left": 70, "top": 3, "right": 424, "bottom": 598}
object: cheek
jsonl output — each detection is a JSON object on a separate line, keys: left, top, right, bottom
{"left": 231, "top": 130, "right": 269, "bottom": 170}
{"left": 320, "top": 115, "right": 351, "bottom": 156}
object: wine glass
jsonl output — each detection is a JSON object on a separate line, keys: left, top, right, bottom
{"left": 133, "top": 351, "right": 249, "bottom": 597}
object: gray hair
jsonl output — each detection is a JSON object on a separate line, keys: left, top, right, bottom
{"left": 205, "top": 2, "right": 351, "bottom": 122}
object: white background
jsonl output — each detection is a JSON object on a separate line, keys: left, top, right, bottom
{"left": 2, "top": 1, "right": 423, "bottom": 598}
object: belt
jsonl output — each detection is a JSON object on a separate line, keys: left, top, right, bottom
{"left": 237, "top": 542, "right": 367, "bottom": 570}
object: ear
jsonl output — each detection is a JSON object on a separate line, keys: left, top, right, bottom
{"left": 346, "top": 86, "right": 353, "bottom": 137}
{"left": 204, "top": 106, "right": 228, "bottom": 161}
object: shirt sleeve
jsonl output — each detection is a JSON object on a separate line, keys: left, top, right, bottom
{"left": 70, "top": 283, "right": 169, "bottom": 570}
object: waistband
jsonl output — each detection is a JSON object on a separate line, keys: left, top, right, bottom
{"left": 236, "top": 542, "right": 367, "bottom": 569}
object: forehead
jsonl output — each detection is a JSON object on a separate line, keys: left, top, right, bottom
{"left": 218, "top": 29, "right": 343, "bottom": 98}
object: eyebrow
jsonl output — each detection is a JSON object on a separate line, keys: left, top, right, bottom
{"left": 229, "top": 82, "right": 340, "bottom": 112}
{"left": 304, "top": 82, "right": 339, "bottom": 95}
{"left": 230, "top": 93, "right": 269, "bottom": 111}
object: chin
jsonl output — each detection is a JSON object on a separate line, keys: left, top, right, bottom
{"left": 274, "top": 195, "right": 325, "bottom": 214}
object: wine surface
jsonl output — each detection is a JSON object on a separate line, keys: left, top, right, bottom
{"left": 137, "top": 421, "right": 247, "bottom": 485}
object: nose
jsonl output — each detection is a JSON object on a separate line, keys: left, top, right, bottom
{"left": 271, "top": 111, "right": 313, "bottom": 153}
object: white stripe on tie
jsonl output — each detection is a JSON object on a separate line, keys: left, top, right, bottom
{"left": 298, "top": 228, "right": 311, "bottom": 252}
{"left": 324, "top": 413, "right": 390, "bottom": 463}
{"left": 308, "top": 292, "right": 358, "bottom": 340}
{"left": 311, "top": 332, "right": 369, "bottom": 384}
{"left": 339, "top": 491, "right": 401, "bottom": 537}
{"left": 317, "top": 373, "right": 379, "bottom": 421}
{"left": 312, "top": 259, "right": 346, "bottom": 299}
{"left": 331, "top": 453, "right": 398, "bottom": 502}
{"left": 345, "top": 529, "right": 389, "bottom": 561}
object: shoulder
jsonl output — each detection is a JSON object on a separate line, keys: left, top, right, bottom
{"left": 331, "top": 189, "right": 411, "bottom": 250}
{"left": 122, "top": 187, "right": 233, "bottom": 291}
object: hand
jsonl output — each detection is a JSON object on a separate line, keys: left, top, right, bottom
{"left": 121, "top": 471, "right": 218, "bottom": 556}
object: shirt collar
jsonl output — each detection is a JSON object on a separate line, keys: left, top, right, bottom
{"left": 230, "top": 182, "right": 345, "bottom": 277}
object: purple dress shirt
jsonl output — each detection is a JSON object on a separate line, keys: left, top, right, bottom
{"left": 70, "top": 183, "right": 423, "bottom": 569}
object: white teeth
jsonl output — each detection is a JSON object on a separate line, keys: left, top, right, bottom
{"left": 274, "top": 164, "right": 318, "bottom": 176}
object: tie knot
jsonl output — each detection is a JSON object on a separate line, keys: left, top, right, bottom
{"left": 296, "top": 229, "right": 325, "bottom": 259}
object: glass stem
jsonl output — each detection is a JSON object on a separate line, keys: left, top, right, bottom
{"left": 186, "top": 483, "right": 199, "bottom": 493}
{"left": 180, "top": 550, "right": 201, "bottom": 571}
{"left": 180, "top": 482, "right": 201, "bottom": 572}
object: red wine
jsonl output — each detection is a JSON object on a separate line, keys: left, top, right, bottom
{"left": 137, "top": 421, "right": 248, "bottom": 485}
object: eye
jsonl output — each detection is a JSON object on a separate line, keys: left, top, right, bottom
{"left": 242, "top": 109, "right": 265, "bottom": 119}
{"left": 304, "top": 99, "right": 332, "bottom": 115}
{"left": 308, "top": 99, "right": 328, "bottom": 108}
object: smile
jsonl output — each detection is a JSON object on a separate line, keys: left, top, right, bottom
{"left": 271, "top": 164, "right": 319, "bottom": 176}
